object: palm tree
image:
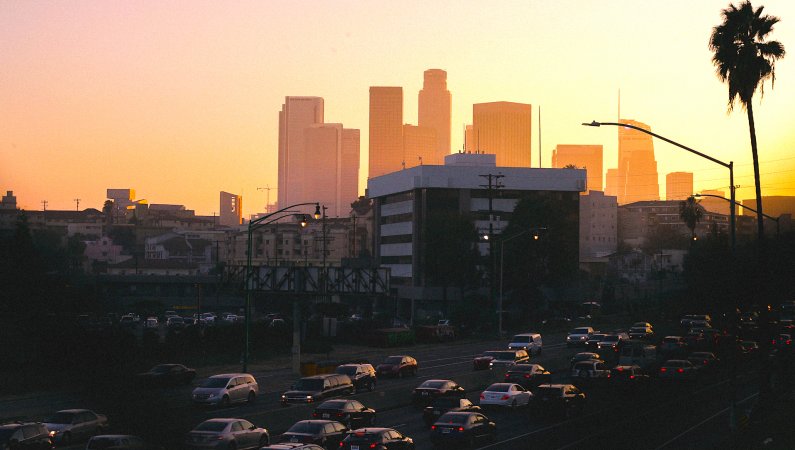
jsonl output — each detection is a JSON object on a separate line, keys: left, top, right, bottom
{"left": 680, "top": 197, "right": 705, "bottom": 242}
{"left": 709, "top": 1, "right": 785, "bottom": 239}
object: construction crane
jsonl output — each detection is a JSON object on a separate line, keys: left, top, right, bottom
{"left": 257, "top": 185, "right": 276, "bottom": 213}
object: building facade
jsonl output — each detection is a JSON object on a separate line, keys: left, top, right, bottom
{"left": 303, "top": 124, "right": 360, "bottom": 218}
{"left": 552, "top": 145, "right": 604, "bottom": 191}
{"left": 579, "top": 190, "right": 617, "bottom": 260}
{"left": 219, "top": 191, "right": 242, "bottom": 227}
{"left": 472, "top": 102, "right": 532, "bottom": 168}
{"left": 402, "top": 124, "right": 438, "bottom": 167}
{"left": 665, "top": 172, "right": 693, "bottom": 201}
{"left": 278, "top": 96, "right": 324, "bottom": 209}
{"left": 418, "top": 69, "right": 451, "bottom": 163}
{"left": 614, "top": 119, "right": 660, "bottom": 204}
{"left": 369, "top": 87, "right": 404, "bottom": 178}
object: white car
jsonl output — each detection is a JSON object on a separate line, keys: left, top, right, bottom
{"left": 144, "top": 317, "right": 158, "bottom": 329}
{"left": 479, "top": 383, "right": 533, "bottom": 408}
{"left": 566, "top": 327, "right": 595, "bottom": 347}
{"left": 192, "top": 373, "right": 259, "bottom": 407}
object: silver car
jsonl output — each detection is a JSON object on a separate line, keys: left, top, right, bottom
{"left": 192, "top": 373, "right": 258, "bottom": 406}
{"left": 185, "top": 418, "right": 269, "bottom": 449}
{"left": 43, "top": 409, "right": 108, "bottom": 446}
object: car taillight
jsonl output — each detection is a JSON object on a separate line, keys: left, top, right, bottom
{"left": 704, "top": 360, "right": 708, "bottom": 365}
{"left": 458, "top": 427, "right": 465, "bottom": 432}
{"left": 431, "top": 425, "right": 436, "bottom": 430}
{"left": 480, "top": 393, "right": 485, "bottom": 399}
{"left": 788, "top": 340, "right": 792, "bottom": 345}
{"left": 339, "top": 442, "right": 344, "bottom": 447}
{"left": 524, "top": 374, "right": 531, "bottom": 379}
{"left": 501, "top": 395, "right": 510, "bottom": 400}
{"left": 630, "top": 375, "right": 635, "bottom": 379}
{"left": 617, "top": 367, "right": 624, "bottom": 372}
{"left": 369, "top": 443, "right": 377, "bottom": 449}
{"left": 312, "top": 412, "right": 318, "bottom": 418}
{"left": 504, "top": 373, "right": 510, "bottom": 378}
{"left": 677, "top": 368, "right": 684, "bottom": 373}
{"left": 660, "top": 367, "right": 667, "bottom": 372}
{"left": 772, "top": 339, "right": 777, "bottom": 345}
{"left": 336, "top": 412, "right": 345, "bottom": 418}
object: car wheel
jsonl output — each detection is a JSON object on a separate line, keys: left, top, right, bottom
{"left": 468, "top": 436, "right": 476, "bottom": 448}
{"left": 221, "top": 395, "right": 230, "bottom": 407}
{"left": 61, "top": 432, "right": 71, "bottom": 446}
{"left": 350, "top": 386, "right": 356, "bottom": 395}
{"left": 259, "top": 434, "right": 269, "bottom": 447}
{"left": 578, "top": 370, "right": 589, "bottom": 379}
{"left": 367, "top": 381, "right": 374, "bottom": 392}
{"left": 227, "top": 440, "right": 237, "bottom": 450}
{"left": 370, "top": 414, "right": 376, "bottom": 426}
{"left": 247, "top": 391, "right": 256, "bottom": 404}
{"left": 398, "top": 370, "right": 404, "bottom": 379}
{"left": 510, "top": 399, "right": 518, "bottom": 409}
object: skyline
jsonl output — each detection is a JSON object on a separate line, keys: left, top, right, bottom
{"left": 2, "top": 0, "right": 794, "bottom": 216}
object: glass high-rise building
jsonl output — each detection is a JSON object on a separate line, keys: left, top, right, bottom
{"left": 617, "top": 119, "right": 659, "bottom": 204}
{"left": 418, "top": 69, "right": 451, "bottom": 162}
{"left": 369, "top": 87, "right": 403, "bottom": 178}
{"left": 552, "top": 144, "right": 604, "bottom": 191}
{"left": 278, "top": 96, "right": 324, "bottom": 209}
{"left": 403, "top": 124, "right": 437, "bottom": 167}
{"left": 303, "top": 124, "right": 360, "bottom": 217}
{"left": 472, "top": 101, "right": 532, "bottom": 167}
{"left": 665, "top": 172, "right": 693, "bottom": 201}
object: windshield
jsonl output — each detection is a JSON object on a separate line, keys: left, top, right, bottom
{"left": 0, "top": 429, "right": 17, "bottom": 442}
{"left": 200, "top": 377, "right": 230, "bottom": 388}
{"left": 508, "top": 365, "right": 535, "bottom": 373}
{"left": 536, "top": 387, "right": 562, "bottom": 398}
{"left": 336, "top": 366, "right": 357, "bottom": 376}
{"left": 437, "top": 413, "right": 468, "bottom": 424}
{"left": 195, "top": 421, "right": 228, "bottom": 432}
{"left": 287, "top": 422, "right": 323, "bottom": 434}
{"left": 511, "top": 335, "right": 530, "bottom": 343}
{"left": 485, "top": 384, "right": 511, "bottom": 392}
{"left": 87, "top": 437, "right": 124, "bottom": 449}
{"left": 294, "top": 379, "right": 325, "bottom": 391}
{"left": 419, "top": 380, "right": 446, "bottom": 389}
{"left": 483, "top": 351, "right": 515, "bottom": 360}
{"left": 318, "top": 400, "right": 346, "bottom": 409}
{"left": 589, "top": 334, "right": 606, "bottom": 341}
{"left": 45, "top": 412, "right": 75, "bottom": 424}
{"left": 431, "top": 398, "right": 460, "bottom": 408}
{"left": 663, "top": 337, "right": 680, "bottom": 343}
{"left": 151, "top": 365, "right": 172, "bottom": 373}
{"left": 572, "top": 328, "right": 590, "bottom": 334}
{"left": 384, "top": 357, "right": 403, "bottom": 365}
{"left": 602, "top": 336, "right": 620, "bottom": 342}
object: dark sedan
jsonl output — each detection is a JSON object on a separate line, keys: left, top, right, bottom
{"left": 503, "top": 364, "right": 551, "bottom": 389}
{"left": 533, "top": 384, "right": 586, "bottom": 418}
{"left": 472, "top": 351, "right": 500, "bottom": 370}
{"left": 429, "top": 412, "right": 496, "bottom": 449}
{"left": 279, "top": 421, "right": 347, "bottom": 449}
{"left": 609, "top": 365, "right": 651, "bottom": 389}
{"left": 422, "top": 397, "right": 481, "bottom": 427}
{"left": 339, "top": 428, "right": 414, "bottom": 450}
{"left": 412, "top": 379, "right": 465, "bottom": 406}
{"left": 376, "top": 356, "right": 418, "bottom": 378}
{"left": 137, "top": 364, "right": 196, "bottom": 386}
{"left": 312, "top": 399, "right": 375, "bottom": 429}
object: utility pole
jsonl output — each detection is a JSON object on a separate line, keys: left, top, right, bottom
{"left": 74, "top": 198, "right": 80, "bottom": 211}
{"left": 478, "top": 173, "right": 504, "bottom": 336}
{"left": 41, "top": 200, "right": 48, "bottom": 211}
{"left": 351, "top": 214, "right": 357, "bottom": 258}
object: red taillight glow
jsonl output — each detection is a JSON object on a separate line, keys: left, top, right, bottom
{"left": 787, "top": 340, "right": 792, "bottom": 345}
{"left": 458, "top": 427, "right": 465, "bottom": 432}
{"left": 617, "top": 367, "right": 624, "bottom": 372}
{"left": 504, "top": 373, "right": 510, "bottom": 378}
{"left": 369, "top": 443, "right": 377, "bottom": 449}
{"left": 312, "top": 412, "right": 318, "bottom": 418}
{"left": 677, "top": 368, "right": 684, "bottom": 373}
{"left": 704, "top": 360, "right": 708, "bottom": 365}
{"left": 660, "top": 367, "right": 667, "bottom": 372}
{"left": 501, "top": 395, "right": 510, "bottom": 400}
{"left": 480, "top": 394, "right": 485, "bottom": 399}
{"left": 431, "top": 425, "right": 436, "bottom": 430}
{"left": 524, "top": 374, "right": 531, "bottom": 379}
{"left": 336, "top": 412, "right": 345, "bottom": 417}
{"left": 339, "top": 442, "right": 344, "bottom": 447}
{"left": 630, "top": 375, "right": 635, "bottom": 379}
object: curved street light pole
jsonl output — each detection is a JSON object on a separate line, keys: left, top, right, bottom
{"left": 694, "top": 193, "right": 780, "bottom": 237}
{"left": 243, "top": 202, "right": 320, "bottom": 373}
{"left": 498, "top": 227, "right": 546, "bottom": 336}
{"left": 582, "top": 121, "right": 736, "bottom": 255}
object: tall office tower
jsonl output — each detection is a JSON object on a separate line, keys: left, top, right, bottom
{"left": 369, "top": 87, "right": 403, "bottom": 178}
{"left": 403, "top": 124, "right": 438, "bottom": 167}
{"left": 605, "top": 169, "right": 620, "bottom": 197}
{"left": 472, "top": 101, "right": 532, "bottom": 167}
{"left": 278, "top": 96, "right": 324, "bottom": 209}
{"left": 552, "top": 144, "right": 604, "bottom": 191}
{"left": 303, "top": 124, "right": 360, "bottom": 217}
{"left": 666, "top": 172, "right": 694, "bottom": 200}
{"left": 219, "top": 191, "right": 243, "bottom": 226}
{"left": 617, "top": 119, "right": 659, "bottom": 204}
{"left": 464, "top": 125, "right": 474, "bottom": 152}
{"left": 418, "top": 69, "right": 451, "bottom": 161}
{"left": 700, "top": 189, "right": 733, "bottom": 216}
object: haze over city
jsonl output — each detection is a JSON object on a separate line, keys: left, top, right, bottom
{"left": 2, "top": 0, "right": 794, "bottom": 217}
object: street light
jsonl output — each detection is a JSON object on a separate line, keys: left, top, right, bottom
{"left": 694, "top": 193, "right": 780, "bottom": 237}
{"left": 498, "top": 227, "right": 546, "bottom": 336}
{"left": 583, "top": 121, "right": 736, "bottom": 254}
{"left": 243, "top": 202, "right": 320, "bottom": 372}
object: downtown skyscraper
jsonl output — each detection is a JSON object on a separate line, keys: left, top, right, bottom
{"left": 606, "top": 119, "right": 660, "bottom": 204}
{"left": 369, "top": 87, "right": 404, "bottom": 178}
{"left": 552, "top": 144, "right": 604, "bottom": 191}
{"left": 418, "top": 69, "right": 451, "bottom": 163}
{"left": 472, "top": 101, "right": 532, "bottom": 167}
{"left": 278, "top": 96, "right": 359, "bottom": 217}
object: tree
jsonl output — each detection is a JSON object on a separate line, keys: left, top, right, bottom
{"left": 679, "top": 197, "right": 705, "bottom": 241}
{"left": 423, "top": 210, "right": 481, "bottom": 309}
{"left": 562, "top": 164, "right": 579, "bottom": 169}
{"left": 709, "top": 1, "right": 786, "bottom": 239}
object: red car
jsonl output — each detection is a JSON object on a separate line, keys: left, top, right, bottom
{"left": 472, "top": 351, "right": 504, "bottom": 370}
{"left": 376, "top": 355, "right": 418, "bottom": 378}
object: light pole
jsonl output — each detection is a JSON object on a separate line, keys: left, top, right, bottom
{"left": 497, "top": 227, "right": 546, "bottom": 336}
{"left": 694, "top": 193, "right": 780, "bottom": 237}
{"left": 583, "top": 121, "right": 736, "bottom": 255}
{"left": 243, "top": 203, "right": 320, "bottom": 372}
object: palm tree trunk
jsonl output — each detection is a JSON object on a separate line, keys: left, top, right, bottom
{"left": 746, "top": 102, "right": 764, "bottom": 239}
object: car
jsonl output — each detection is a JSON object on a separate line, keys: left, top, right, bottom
{"left": 569, "top": 352, "right": 601, "bottom": 369}
{"left": 311, "top": 399, "right": 375, "bottom": 429}
{"left": 658, "top": 360, "right": 698, "bottom": 381}
{"left": 185, "top": 418, "right": 269, "bottom": 449}
{"left": 687, "top": 352, "right": 719, "bottom": 372}
{"left": 335, "top": 363, "right": 376, "bottom": 392}
{"left": 571, "top": 360, "right": 610, "bottom": 382}
{"left": 166, "top": 316, "right": 185, "bottom": 330}
{"left": 412, "top": 379, "right": 465, "bottom": 406}
{"left": 478, "top": 383, "right": 532, "bottom": 408}
{"left": 0, "top": 422, "right": 53, "bottom": 449}
{"left": 684, "top": 330, "right": 706, "bottom": 349}
{"left": 628, "top": 326, "right": 654, "bottom": 340}
{"left": 260, "top": 444, "right": 324, "bottom": 450}
{"left": 119, "top": 315, "right": 137, "bottom": 327}
{"left": 740, "top": 340, "right": 759, "bottom": 355}
{"left": 376, "top": 356, "right": 418, "bottom": 378}
{"left": 585, "top": 334, "right": 608, "bottom": 352}
{"left": 503, "top": 364, "right": 551, "bottom": 389}
{"left": 43, "top": 409, "right": 108, "bottom": 446}
{"left": 278, "top": 420, "right": 348, "bottom": 449}
{"left": 200, "top": 313, "right": 217, "bottom": 325}
{"left": 507, "top": 333, "right": 543, "bottom": 355}
{"left": 482, "top": 350, "right": 529, "bottom": 371}
{"left": 422, "top": 397, "right": 481, "bottom": 427}
{"left": 566, "top": 327, "right": 595, "bottom": 347}
{"left": 192, "top": 373, "right": 258, "bottom": 406}
{"left": 143, "top": 317, "right": 158, "bottom": 329}
{"left": 137, "top": 363, "right": 196, "bottom": 386}
{"left": 532, "top": 384, "right": 586, "bottom": 418}
{"left": 609, "top": 365, "right": 651, "bottom": 389}
{"left": 86, "top": 435, "right": 147, "bottom": 449}
{"left": 659, "top": 336, "right": 688, "bottom": 355}
{"left": 772, "top": 334, "right": 793, "bottom": 352}
{"left": 338, "top": 428, "right": 414, "bottom": 450}
{"left": 281, "top": 374, "right": 354, "bottom": 405}
{"left": 472, "top": 351, "right": 503, "bottom": 371}
{"left": 618, "top": 343, "right": 657, "bottom": 369}
{"left": 429, "top": 412, "right": 496, "bottom": 448}
{"left": 596, "top": 333, "right": 629, "bottom": 354}
{"left": 632, "top": 322, "right": 653, "bottom": 329}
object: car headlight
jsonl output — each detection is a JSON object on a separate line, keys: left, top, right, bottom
{"left": 207, "top": 393, "right": 216, "bottom": 398}
{"left": 49, "top": 431, "right": 57, "bottom": 437}
{"left": 281, "top": 395, "right": 287, "bottom": 399}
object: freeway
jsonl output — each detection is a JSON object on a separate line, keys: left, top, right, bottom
{"left": 4, "top": 330, "right": 757, "bottom": 449}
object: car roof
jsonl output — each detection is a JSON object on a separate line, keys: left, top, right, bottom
{"left": 54, "top": 409, "right": 91, "bottom": 414}
{"left": 349, "top": 427, "right": 393, "bottom": 433}
{"left": 537, "top": 384, "right": 568, "bottom": 389}
{"left": 202, "top": 418, "right": 239, "bottom": 424}
{"left": 294, "top": 420, "right": 338, "bottom": 424}
{"left": 485, "top": 383, "right": 516, "bottom": 389}
{"left": 209, "top": 373, "right": 250, "bottom": 378}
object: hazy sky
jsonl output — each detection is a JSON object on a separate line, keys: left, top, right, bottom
{"left": 2, "top": 0, "right": 794, "bottom": 217}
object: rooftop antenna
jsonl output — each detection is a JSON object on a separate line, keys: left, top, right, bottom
{"left": 402, "top": 160, "right": 406, "bottom": 170}
{"left": 618, "top": 88, "right": 621, "bottom": 121}
{"left": 538, "top": 105, "right": 541, "bottom": 168}
{"left": 418, "top": 156, "right": 423, "bottom": 165}
{"left": 74, "top": 198, "right": 80, "bottom": 211}
{"left": 462, "top": 124, "right": 467, "bottom": 153}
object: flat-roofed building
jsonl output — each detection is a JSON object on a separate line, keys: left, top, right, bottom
{"left": 552, "top": 145, "right": 603, "bottom": 191}
{"left": 472, "top": 101, "right": 532, "bottom": 167}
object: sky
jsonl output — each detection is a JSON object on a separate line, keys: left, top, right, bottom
{"left": 2, "top": 0, "right": 794, "bottom": 217}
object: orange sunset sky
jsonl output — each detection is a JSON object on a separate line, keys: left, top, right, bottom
{"left": 2, "top": 0, "right": 794, "bottom": 217}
